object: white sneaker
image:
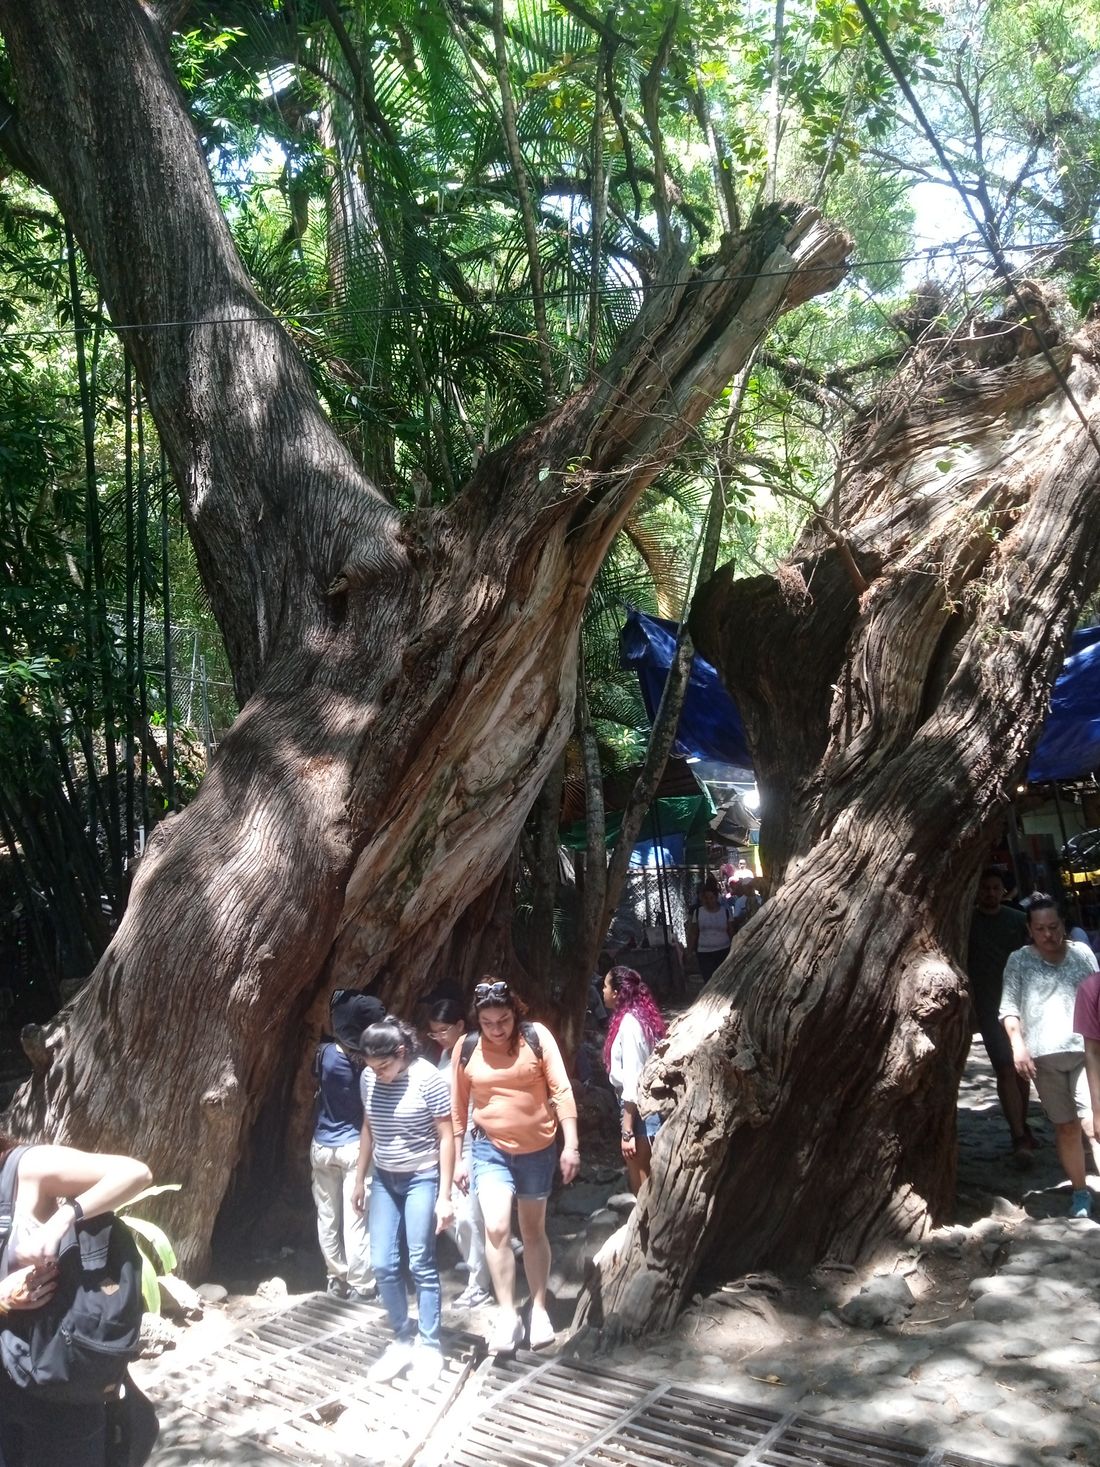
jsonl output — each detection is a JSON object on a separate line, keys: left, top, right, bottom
{"left": 453, "top": 1283, "right": 493, "bottom": 1310}
{"left": 367, "top": 1338, "right": 415, "bottom": 1384}
{"left": 489, "top": 1309, "right": 523, "bottom": 1355}
{"left": 407, "top": 1343, "right": 444, "bottom": 1389}
{"left": 528, "top": 1305, "right": 555, "bottom": 1350}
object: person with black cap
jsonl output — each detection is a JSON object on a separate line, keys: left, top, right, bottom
{"left": 311, "top": 989, "right": 385, "bottom": 1300}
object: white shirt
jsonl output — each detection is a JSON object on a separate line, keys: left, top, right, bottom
{"left": 695, "top": 902, "right": 731, "bottom": 952}
{"left": 999, "top": 941, "right": 1098, "bottom": 1058}
{"left": 608, "top": 1013, "right": 653, "bottom": 1105}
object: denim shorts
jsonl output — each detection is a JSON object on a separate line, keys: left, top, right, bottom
{"left": 620, "top": 1099, "right": 661, "bottom": 1142}
{"left": 471, "top": 1133, "right": 557, "bottom": 1200}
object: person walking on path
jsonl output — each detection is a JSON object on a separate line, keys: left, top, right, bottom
{"left": 602, "top": 966, "right": 667, "bottom": 1194}
{"left": 353, "top": 1018, "right": 454, "bottom": 1388}
{"left": 1000, "top": 894, "right": 1100, "bottom": 1217}
{"left": 311, "top": 990, "right": 384, "bottom": 1301}
{"left": 967, "top": 869, "right": 1032, "bottom": 1163}
{"left": 451, "top": 980, "right": 578, "bottom": 1355}
{"left": 429, "top": 999, "right": 493, "bottom": 1310}
{"left": 686, "top": 875, "right": 734, "bottom": 981}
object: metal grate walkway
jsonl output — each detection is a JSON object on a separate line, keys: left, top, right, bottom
{"left": 428, "top": 1355, "right": 994, "bottom": 1467}
{"left": 140, "top": 1296, "right": 998, "bottom": 1467}
{"left": 143, "top": 1292, "right": 475, "bottom": 1464}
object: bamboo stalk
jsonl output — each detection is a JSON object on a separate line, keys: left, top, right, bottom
{"left": 160, "top": 450, "right": 175, "bottom": 810}
{"left": 123, "top": 354, "right": 136, "bottom": 877}
{"left": 136, "top": 382, "right": 149, "bottom": 843}
{"left": 66, "top": 228, "right": 122, "bottom": 901}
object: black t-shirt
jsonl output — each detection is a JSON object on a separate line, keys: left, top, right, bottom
{"left": 967, "top": 905, "right": 1028, "bottom": 1005}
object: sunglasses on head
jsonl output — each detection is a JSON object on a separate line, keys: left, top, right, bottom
{"left": 474, "top": 980, "right": 510, "bottom": 1005}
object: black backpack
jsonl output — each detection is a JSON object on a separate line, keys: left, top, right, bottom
{"left": 459, "top": 1021, "right": 542, "bottom": 1067}
{"left": 0, "top": 1146, "right": 145, "bottom": 1404}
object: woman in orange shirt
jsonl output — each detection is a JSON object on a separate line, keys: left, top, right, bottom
{"left": 451, "top": 980, "right": 578, "bottom": 1355}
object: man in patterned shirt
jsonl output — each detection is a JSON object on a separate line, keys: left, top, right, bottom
{"left": 1000, "top": 895, "right": 1099, "bottom": 1218}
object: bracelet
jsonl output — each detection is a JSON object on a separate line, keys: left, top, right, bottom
{"left": 68, "top": 1199, "right": 84, "bottom": 1225}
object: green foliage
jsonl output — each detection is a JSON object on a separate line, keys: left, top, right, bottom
{"left": 0, "top": 190, "right": 234, "bottom": 1007}
{"left": 117, "top": 1185, "right": 181, "bottom": 1314}
{"left": 173, "top": 0, "right": 946, "bottom": 506}
{"left": 15, "top": 0, "right": 1100, "bottom": 1000}
{"left": 875, "top": 0, "right": 1100, "bottom": 302}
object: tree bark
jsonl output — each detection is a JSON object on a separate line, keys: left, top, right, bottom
{"left": 579, "top": 330, "right": 1100, "bottom": 1338}
{"left": 0, "top": 0, "right": 849, "bottom": 1270}
{"left": 524, "top": 751, "right": 567, "bottom": 999}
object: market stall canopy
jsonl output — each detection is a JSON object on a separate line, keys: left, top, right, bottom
{"left": 709, "top": 789, "right": 761, "bottom": 846}
{"left": 559, "top": 756, "right": 714, "bottom": 861}
{"left": 1028, "top": 627, "right": 1100, "bottom": 782}
{"left": 619, "top": 608, "right": 752, "bottom": 767}
{"left": 558, "top": 795, "right": 714, "bottom": 860}
{"left": 624, "top": 608, "right": 1100, "bottom": 785}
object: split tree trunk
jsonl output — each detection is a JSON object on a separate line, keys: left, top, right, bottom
{"left": 580, "top": 331, "right": 1100, "bottom": 1338}
{"left": 0, "top": 0, "right": 849, "bottom": 1271}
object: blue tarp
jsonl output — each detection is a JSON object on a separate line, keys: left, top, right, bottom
{"left": 1028, "top": 627, "right": 1100, "bottom": 782}
{"left": 624, "top": 608, "right": 1100, "bottom": 784}
{"left": 619, "top": 608, "right": 753, "bottom": 768}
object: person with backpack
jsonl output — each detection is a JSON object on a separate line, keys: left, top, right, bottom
{"left": 451, "top": 980, "right": 578, "bottom": 1356}
{"left": 0, "top": 1136, "right": 152, "bottom": 1466}
{"left": 686, "top": 874, "right": 734, "bottom": 981}
{"left": 311, "top": 990, "right": 385, "bottom": 1302}
{"left": 352, "top": 1017, "right": 454, "bottom": 1389}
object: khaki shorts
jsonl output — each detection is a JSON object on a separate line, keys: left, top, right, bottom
{"left": 1033, "top": 1051, "right": 1089, "bottom": 1126}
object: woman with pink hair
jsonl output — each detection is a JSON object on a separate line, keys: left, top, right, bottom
{"left": 602, "top": 967, "right": 667, "bottom": 1193}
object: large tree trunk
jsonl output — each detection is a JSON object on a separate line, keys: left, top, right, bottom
{"left": 579, "top": 329, "right": 1100, "bottom": 1338}
{"left": 0, "top": 0, "right": 849, "bottom": 1271}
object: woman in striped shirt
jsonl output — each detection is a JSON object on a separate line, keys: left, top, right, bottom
{"left": 352, "top": 1018, "right": 454, "bottom": 1389}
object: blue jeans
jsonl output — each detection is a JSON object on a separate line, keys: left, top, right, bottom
{"left": 369, "top": 1167, "right": 441, "bottom": 1347}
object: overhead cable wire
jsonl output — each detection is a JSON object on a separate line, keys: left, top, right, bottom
{"left": 0, "top": 238, "right": 1085, "bottom": 347}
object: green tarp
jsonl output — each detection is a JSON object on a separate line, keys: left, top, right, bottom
{"left": 560, "top": 792, "right": 714, "bottom": 852}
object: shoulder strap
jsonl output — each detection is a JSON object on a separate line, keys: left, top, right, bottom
{"left": 459, "top": 1032, "right": 479, "bottom": 1068}
{"left": 460, "top": 1026, "right": 542, "bottom": 1065}
{"left": 520, "top": 1021, "right": 542, "bottom": 1061}
{"left": 0, "top": 1145, "right": 28, "bottom": 1256}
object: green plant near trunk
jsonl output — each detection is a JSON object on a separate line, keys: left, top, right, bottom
{"left": 116, "top": 1183, "right": 180, "bottom": 1314}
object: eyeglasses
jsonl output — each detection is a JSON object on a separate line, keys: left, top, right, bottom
{"left": 474, "top": 981, "right": 510, "bottom": 1005}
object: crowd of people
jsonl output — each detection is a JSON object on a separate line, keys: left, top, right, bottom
{"left": 967, "top": 870, "right": 1100, "bottom": 1217}
{"left": 310, "top": 968, "right": 670, "bottom": 1390}
{"left": 306, "top": 855, "right": 770, "bottom": 1391}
